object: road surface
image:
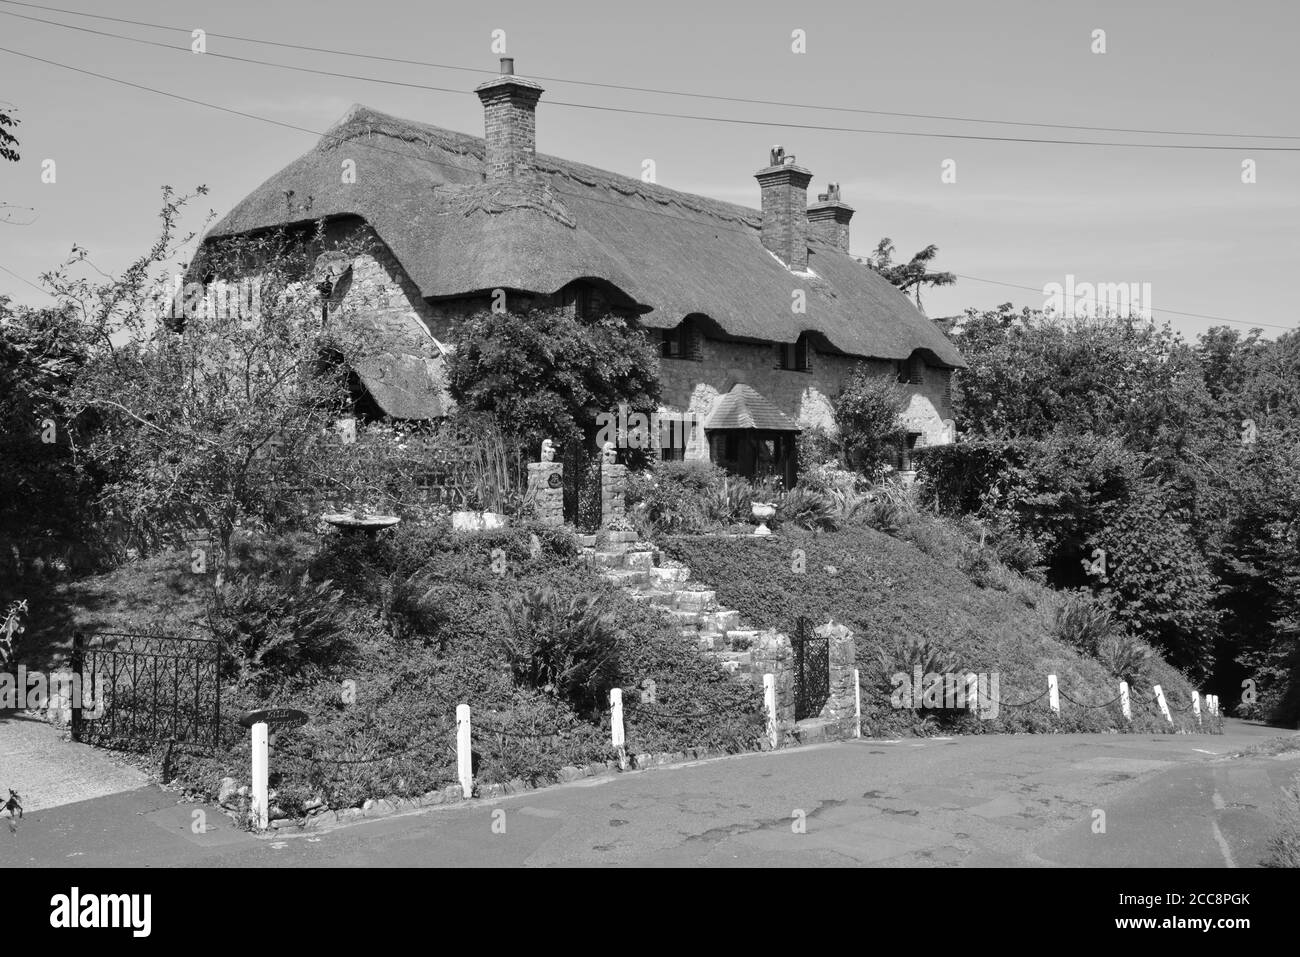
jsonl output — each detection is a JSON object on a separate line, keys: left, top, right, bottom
{"left": 5, "top": 720, "right": 1297, "bottom": 867}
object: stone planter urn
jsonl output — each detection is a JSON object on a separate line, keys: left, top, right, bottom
{"left": 751, "top": 502, "right": 776, "bottom": 537}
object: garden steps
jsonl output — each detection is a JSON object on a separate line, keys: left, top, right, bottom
{"left": 649, "top": 565, "right": 689, "bottom": 585}
{"left": 667, "top": 609, "right": 705, "bottom": 628}
{"left": 601, "top": 568, "right": 652, "bottom": 587}
{"left": 586, "top": 532, "right": 764, "bottom": 676}
{"left": 671, "top": 589, "right": 716, "bottom": 611}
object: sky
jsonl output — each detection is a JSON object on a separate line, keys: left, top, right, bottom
{"left": 1, "top": 0, "right": 1298, "bottom": 339}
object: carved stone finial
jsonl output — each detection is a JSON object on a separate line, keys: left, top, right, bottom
{"left": 540, "top": 438, "right": 555, "bottom": 463}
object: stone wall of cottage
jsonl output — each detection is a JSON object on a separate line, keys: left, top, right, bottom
{"left": 230, "top": 218, "right": 956, "bottom": 450}
{"left": 238, "top": 218, "right": 445, "bottom": 358}
{"left": 338, "top": 244, "right": 442, "bottom": 355}
{"left": 656, "top": 336, "right": 954, "bottom": 463}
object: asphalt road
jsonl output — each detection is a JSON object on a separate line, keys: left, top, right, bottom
{"left": 6, "top": 720, "right": 1297, "bottom": 867}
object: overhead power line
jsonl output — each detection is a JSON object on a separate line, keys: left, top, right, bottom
{"left": 0, "top": 262, "right": 54, "bottom": 297}
{"left": 951, "top": 275, "right": 1293, "bottom": 332}
{"left": 3, "top": 1, "right": 1300, "bottom": 149}
{"left": 0, "top": 46, "right": 1287, "bottom": 332}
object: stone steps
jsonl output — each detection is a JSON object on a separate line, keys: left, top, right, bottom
{"left": 589, "top": 532, "right": 763, "bottom": 677}
{"left": 584, "top": 527, "right": 856, "bottom": 749}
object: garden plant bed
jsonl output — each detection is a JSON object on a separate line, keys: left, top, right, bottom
{"left": 660, "top": 523, "right": 1204, "bottom": 738}
{"left": 45, "top": 522, "right": 767, "bottom": 823}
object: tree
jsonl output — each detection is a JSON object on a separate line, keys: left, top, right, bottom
{"left": 865, "top": 238, "right": 956, "bottom": 312}
{"left": 51, "top": 189, "right": 385, "bottom": 568}
{"left": 832, "top": 365, "right": 908, "bottom": 473}
{"left": 0, "top": 297, "right": 95, "bottom": 554}
{"left": 446, "top": 303, "right": 661, "bottom": 453}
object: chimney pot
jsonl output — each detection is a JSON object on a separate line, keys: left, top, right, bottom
{"left": 474, "top": 61, "right": 545, "bottom": 183}
{"left": 806, "top": 181, "right": 855, "bottom": 254}
{"left": 755, "top": 152, "right": 813, "bottom": 270}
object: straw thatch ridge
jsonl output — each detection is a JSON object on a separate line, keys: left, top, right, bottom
{"left": 209, "top": 104, "right": 964, "bottom": 368}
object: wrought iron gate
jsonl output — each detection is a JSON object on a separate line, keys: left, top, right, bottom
{"left": 562, "top": 440, "right": 601, "bottom": 528}
{"left": 70, "top": 631, "right": 222, "bottom": 750}
{"left": 791, "top": 616, "right": 829, "bottom": 721}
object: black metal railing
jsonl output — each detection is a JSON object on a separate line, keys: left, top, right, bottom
{"left": 70, "top": 631, "right": 222, "bottom": 750}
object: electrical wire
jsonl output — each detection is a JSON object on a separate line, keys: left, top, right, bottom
{"left": 3, "top": 0, "right": 1297, "bottom": 141}
{"left": 0, "top": 46, "right": 1288, "bottom": 331}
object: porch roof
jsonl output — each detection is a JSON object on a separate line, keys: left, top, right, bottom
{"left": 703, "top": 384, "right": 802, "bottom": 432}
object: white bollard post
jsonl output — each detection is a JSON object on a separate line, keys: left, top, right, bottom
{"left": 1191, "top": 691, "right": 1201, "bottom": 726}
{"left": 456, "top": 704, "right": 473, "bottom": 799}
{"left": 763, "top": 673, "right": 778, "bottom": 749}
{"left": 1047, "top": 674, "right": 1060, "bottom": 715}
{"left": 610, "top": 687, "right": 625, "bottom": 759}
{"left": 250, "top": 721, "right": 269, "bottom": 831}
{"left": 1119, "top": 681, "right": 1131, "bottom": 721}
{"left": 1152, "top": 684, "right": 1172, "bottom": 724}
{"left": 853, "top": 668, "right": 862, "bottom": 738}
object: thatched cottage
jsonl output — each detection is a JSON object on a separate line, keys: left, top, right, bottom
{"left": 206, "top": 58, "right": 964, "bottom": 485}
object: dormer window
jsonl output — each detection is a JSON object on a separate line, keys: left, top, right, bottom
{"left": 776, "top": 334, "right": 811, "bottom": 372}
{"left": 896, "top": 353, "right": 924, "bottom": 384}
{"left": 660, "top": 317, "right": 700, "bottom": 360}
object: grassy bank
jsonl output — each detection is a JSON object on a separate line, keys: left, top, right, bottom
{"left": 661, "top": 523, "right": 1202, "bottom": 737}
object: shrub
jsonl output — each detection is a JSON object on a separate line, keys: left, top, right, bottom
{"left": 990, "top": 527, "right": 1044, "bottom": 579}
{"left": 500, "top": 585, "right": 622, "bottom": 714}
{"left": 775, "top": 487, "right": 837, "bottom": 531}
{"left": 875, "top": 636, "right": 971, "bottom": 731}
{"left": 864, "top": 481, "right": 920, "bottom": 533}
{"left": 961, "top": 548, "right": 1001, "bottom": 589}
{"left": 1094, "top": 632, "right": 1154, "bottom": 686}
{"left": 797, "top": 426, "right": 841, "bottom": 470}
{"left": 1049, "top": 591, "right": 1122, "bottom": 655}
{"left": 876, "top": 636, "right": 963, "bottom": 687}
{"left": 825, "top": 486, "right": 872, "bottom": 525}
{"left": 1091, "top": 489, "right": 1220, "bottom": 677}
{"left": 207, "top": 571, "right": 356, "bottom": 688}
{"left": 833, "top": 366, "right": 908, "bottom": 473}
{"left": 627, "top": 461, "right": 748, "bottom": 535}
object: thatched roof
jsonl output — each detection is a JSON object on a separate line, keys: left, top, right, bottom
{"left": 209, "top": 104, "right": 964, "bottom": 368}
{"left": 703, "top": 384, "right": 801, "bottom": 432}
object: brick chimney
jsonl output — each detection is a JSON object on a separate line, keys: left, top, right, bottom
{"left": 807, "top": 183, "right": 855, "bottom": 254}
{"left": 755, "top": 147, "right": 813, "bottom": 270}
{"left": 474, "top": 58, "right": 544, "bottom": 182}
